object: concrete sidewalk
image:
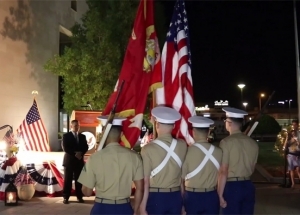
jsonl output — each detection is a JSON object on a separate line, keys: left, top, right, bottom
{"left": 0, "top": 183, "right": 299, "bottom": 215}
{"left": 255, "top": 183, "right": 300, "bottom": 214}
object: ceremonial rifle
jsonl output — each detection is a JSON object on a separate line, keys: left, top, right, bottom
{"left": 244, "top": 91, "right": 275, "bottom": 136}
{"left": 96, "top": 80, "right": 125, "bottom": 151}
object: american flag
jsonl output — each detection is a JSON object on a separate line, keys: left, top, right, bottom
{"left": 156, "top": 0, "right": 195, "bottom": 144}
{"left": 17, "top": 99, "right": 50, "bottom": 152}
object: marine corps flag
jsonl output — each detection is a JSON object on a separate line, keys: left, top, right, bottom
{"left": 102, "top": 0, "right": 162, "bottom": 148}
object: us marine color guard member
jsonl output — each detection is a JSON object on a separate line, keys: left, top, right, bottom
{"left": 182, "top": 116, "right": 222, "bottom": 215}
{"left": 218, "top": 107, "right": 259, "bottom": 215}
{"left": 140, "top": 106, "right": 187, "bottom": 215}
{"left": 78, "top": 116, "right": 144, "bottom": 215}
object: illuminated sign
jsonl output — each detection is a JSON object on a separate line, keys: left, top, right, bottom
{"left": 214, "top": 100, "right": 229, "bottom": 106}
{"left": 195, "top": 105, "right": 209, "bottom": 111}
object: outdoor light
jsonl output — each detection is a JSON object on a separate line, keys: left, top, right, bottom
{"left": 237, "top": 84, "right": 245, "bottom": 89}
{"left": 287, "top": 99, "right": 292, "bottom": 124}
{"left": 259, "top": 93, "right": 265, "bottom": 110}
{"left": 243, "top": 102, "right": 248, "bottom": 110}
{"left": 237, "top": 84, "right": 246, "bottom": 107}
{"left": 5, "top": 182, "right": 18, "bottom": 206}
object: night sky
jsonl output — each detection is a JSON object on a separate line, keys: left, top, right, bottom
{"left": 162, "top": 1, "right": 299, "bottom": 109}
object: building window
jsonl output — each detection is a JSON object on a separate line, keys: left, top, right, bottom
{"left": 59, "top": 32, "right": 72, "bottom": 133}
{"left": 59, "top": 111, "right": 69, "bottom": 133}
{"left": 59, "top": 32, "right": 72, "bottom": 111}
{"left": 71, "top": 0, "right": 77, "bottom": 11}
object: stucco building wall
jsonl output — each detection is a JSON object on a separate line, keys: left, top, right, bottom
{"left": 0, "top": 0, "right": 88, "bottom": 150}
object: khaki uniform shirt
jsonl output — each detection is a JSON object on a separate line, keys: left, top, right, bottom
{"left": 141, "top": 134, "right": 187, "bottom": 188}
{"left": 78, "top": 142, "right": 143, "bottom": 200}
{"left": 219, "top": 131, "right": 259, "bottom": 178}
{"left": 182, "top": 140, "right": 222, "bottom": 188}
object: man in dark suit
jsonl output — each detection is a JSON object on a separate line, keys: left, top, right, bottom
{"left": 62, "top": 119, "right": 88, "bottom": 204}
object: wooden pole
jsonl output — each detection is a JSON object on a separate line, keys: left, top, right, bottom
{"left": 152, "top": 90, "right": 157, "bottom": 139}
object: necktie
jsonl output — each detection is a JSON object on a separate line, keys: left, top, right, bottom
{"left": 74, "top": 133, "right": 79, "bottom": 144}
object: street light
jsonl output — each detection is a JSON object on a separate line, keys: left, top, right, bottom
{"left": 286, "top": 99, "right": 292, "bottom": 124}
{"left": 238, "top": 84, "right": 245, "bottom": 106}
{"left": 243, "top": 102, "right": 248, "bottom": 110}
{"left": 259, "top": 93, "right": 265, "bottom": 111}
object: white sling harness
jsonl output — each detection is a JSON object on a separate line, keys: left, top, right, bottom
{"left": 150, "top": 139, "right": 182, "bottom": 178}
{"left": 185, "top": 143, "right": 220, "bottom": 180}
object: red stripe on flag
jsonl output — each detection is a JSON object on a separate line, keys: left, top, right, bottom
{"left": 164, "top": 43, "right": 177, "bottom": 106}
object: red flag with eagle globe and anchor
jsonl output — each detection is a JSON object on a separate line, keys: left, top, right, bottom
{"left": 102, "top": 0, "right": 162, "bottom": 148}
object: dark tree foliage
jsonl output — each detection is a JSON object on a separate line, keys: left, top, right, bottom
{"left": 45, "top": 0, "right": 167, "bottom": 114}
{"left": 244, "top": 114, "right": 281, "bottom": 135}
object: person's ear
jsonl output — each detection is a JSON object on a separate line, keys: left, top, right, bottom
{"left": 156, "top": 122, "right": 159, "bottom": 129}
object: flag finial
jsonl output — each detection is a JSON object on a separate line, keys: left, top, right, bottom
{"left": 31, "top": 90, "right": 38, "bottom": 99}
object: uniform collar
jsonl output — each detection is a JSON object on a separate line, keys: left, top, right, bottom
{"left": 157, "top": 133, "right": 173, "bottom": 139}
{"left": 195, "top": 138, "right": 208, "bottom": 143}
{"left": 230, "top": 130, "right": 242, "bottom": 135}
{"left": 105, "top": 142, "right": 120, "bottom": 147}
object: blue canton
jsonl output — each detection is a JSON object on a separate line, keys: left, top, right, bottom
{"left": 26, "top": 101, "right": 41, "bottom": 125}
{"left": 166, "top": 0, "right": 192, "bottom": 66}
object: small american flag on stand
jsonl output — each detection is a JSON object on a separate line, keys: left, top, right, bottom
{"left": 14, "top": 167, "right": 34, "bottom": 187}
{"left": 156, "top": 0, "right": 195, "bottom": 144}
{"left": 17, "top": 99, "right": 50, "bottom": 152}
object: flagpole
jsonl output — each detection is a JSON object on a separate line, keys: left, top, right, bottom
{"left": 31, "top": 90, "right": 50, "bottom": 150}
{"left": 152, "top": 90, "right": 157, "bottom": 139}
{"left": 293, "top": 0, "right": 300, "bottom": 132}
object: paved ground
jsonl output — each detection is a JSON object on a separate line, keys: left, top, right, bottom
{"left": 0, "top": 183, "right": 299, "bottom": 215}
{"left": 0, "top": 196, "right": 95, "bottom": 215}
{"left": 251, "top": 168, "right": 269, "bottom": 182}
{"left": 255, "top": 183, "right": 300, "bottom": 214}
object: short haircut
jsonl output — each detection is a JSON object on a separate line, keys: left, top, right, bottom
{"left": 71, "top": 120, "right": 79, "bottom": 125}
{"left": 157, "top": 122, "right": 174, "bottom": 131}
{"left": 194, "top": 127, "right": 209, "bottom": 133}
{"left": 111, "top": 125, "right": 122, "bottom": 133}
{"left": 158, "top": 122, "right": 174, "bottom": 126}
{"left": 292, "top": 119, "right": 299, "bottom": 124}
{"left": 108, "top": 126, "right": 122, "bottom": 140}
{"left": 227, "top": 117, "right": 244, "bottom": 126}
